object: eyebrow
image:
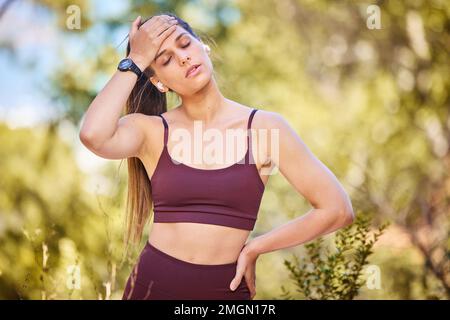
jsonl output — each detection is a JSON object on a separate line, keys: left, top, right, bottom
{"left": 154, "top": 32, "right": 189, "bottom": 62}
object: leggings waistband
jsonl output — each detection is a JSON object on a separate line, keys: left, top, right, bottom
{"left": 145, "top": 241, "right": 239, "bottom": 270}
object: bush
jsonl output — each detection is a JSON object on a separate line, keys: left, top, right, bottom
{"left": 279, "top": 212, "right": 389, "bottom": 300}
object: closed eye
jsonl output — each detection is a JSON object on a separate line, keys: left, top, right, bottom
{"left": 163, "top": 42, "right": 191, "bottom": 66}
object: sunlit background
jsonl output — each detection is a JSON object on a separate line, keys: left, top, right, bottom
{"left": 0, "top": 0, "right": 448, "bottom": 300}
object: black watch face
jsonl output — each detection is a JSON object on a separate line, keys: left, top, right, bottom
{"left": 119, "top": 59, "right": 132, "bottom": 69}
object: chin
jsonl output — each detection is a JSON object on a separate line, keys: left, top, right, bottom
{"left": 189, "top": 66, "right": 212, "bottom": 85}
{"left": 176, "top": 65, "right": 214, "bottom": 95}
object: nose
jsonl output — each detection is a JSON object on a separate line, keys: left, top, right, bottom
{"left": 180, "top": 55, "right": 191, "bottom": 65}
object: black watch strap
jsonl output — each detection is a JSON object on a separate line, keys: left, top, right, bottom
{"left": 118, "top": 58, "right": 143, "bottom": 78}
{"left": 128, "top": 61, "right": 143, "bottom": 78}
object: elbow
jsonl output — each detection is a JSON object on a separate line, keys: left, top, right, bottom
{"left": 334, "top": 205, "right": 355, "bottom": 228}
{"left": 342, "top": 209, "right": 355, "bottom": 227}
{"left": 79, "top": 129, "right": 102, "bottom": 150}
{"left": 335, "top": 193, "right": 355, "bottom": 227}
{"left": 79, "top": 129, "right": 94, "bottom": 147}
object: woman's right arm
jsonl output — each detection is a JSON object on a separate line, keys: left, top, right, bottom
{"left": 79, "top": 15, "right": 178, "bottom": 160}
{"left": 79, "top": 68, "right": 150, "bottom": 160}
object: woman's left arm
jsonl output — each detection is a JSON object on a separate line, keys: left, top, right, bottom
{"left": 249, "top": 111, "right": 355, "bottom": 253}
{"left": 229, "top": 111, "right": 355, "bottom": 297}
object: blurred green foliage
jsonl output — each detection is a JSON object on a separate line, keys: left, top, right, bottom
{"left": 279, "top": 212, "right": 389, "bottom": 300}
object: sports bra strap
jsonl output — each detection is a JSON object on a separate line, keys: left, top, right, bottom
{"left": 247, "top": 108, "right": 258, "bottom": 130}
{"left": 246, "top": 108, "right": 258, "bottom": 163}
{"left": 158, "top": 114, "right": 168, "bottom": 146}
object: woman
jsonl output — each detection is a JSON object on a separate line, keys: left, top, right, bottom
{"left": 79, "top": 12, "right": 355, "bottom": 300}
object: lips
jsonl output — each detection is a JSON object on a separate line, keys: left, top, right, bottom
{"left": 185, "top": 64, "right": 201, "bottom": 77}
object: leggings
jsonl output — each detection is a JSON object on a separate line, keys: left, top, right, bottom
{"left": 122, "top": 241, "right": 251, "bottom": 300}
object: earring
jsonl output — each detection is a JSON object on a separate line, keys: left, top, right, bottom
{"left": 157, "top": 81, "right": 164, "bottom": 91}
{"left": 203, "top": 44, "right": 211, "bottom": 54}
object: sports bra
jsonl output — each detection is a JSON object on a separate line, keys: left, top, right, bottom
{"left": 150, "top": 108, "right": 265, "bottom": 231}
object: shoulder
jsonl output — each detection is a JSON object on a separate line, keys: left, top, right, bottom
{"left": 119, "top": 112, "right": 165, "bottom": 139}
{"left": 120, "top": 112, "right": 166, "bottom": 158}
{"left": 225, "top": 101, "right": 288, "bottom": 127}
{"left": 120, "top": 112, "right": 162, "bottom": 128}
{"left": 156, "top": 107, "right": 181, "bottom": 125}
{"left": 249, "top": 108, "right": 294, "bottom": 165}
{"left": 252, "top": 108, "right": 290, "bottom": 131}
{"left": 253, "top": 108, "right": 301, "bottom": 149}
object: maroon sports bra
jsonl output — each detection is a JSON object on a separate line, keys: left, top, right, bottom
{"left": 150, "top": 108, "right": 265, "bottom": 231}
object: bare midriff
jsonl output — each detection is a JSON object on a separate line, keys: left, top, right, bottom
{"left": 147, "top": 222, "right": 251, "bottom": 265}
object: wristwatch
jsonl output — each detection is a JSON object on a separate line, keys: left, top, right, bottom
{"left": 117, "top": 58, "right": 143, "bottom": 78}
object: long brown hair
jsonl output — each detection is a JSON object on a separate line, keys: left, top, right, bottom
{"left": 121, "top": 12, "right": 207, "bottom": 257}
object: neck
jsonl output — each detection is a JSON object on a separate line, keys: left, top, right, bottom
{"left": 178, "top": 75, "right": 229, "bottom": 126}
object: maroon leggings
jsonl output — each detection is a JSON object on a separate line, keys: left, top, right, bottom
{"left": 122, "top": 241, "right": 251, "bottom": 300}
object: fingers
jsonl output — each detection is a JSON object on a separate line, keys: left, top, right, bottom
{"left": 229, "top": 264, "right": 246, "bottom": 291}
{"left": 157, "top": 23, "right": 178, "bottom": 41}
{"left": 244, "top": 274, "right": 256, "bottom": 299}
{"left": 141, "top": 15, "right": 175, "bottom": 34}
{"left": 137, "top": 15, "right": 177, "bottom": 47}
{"left": 152, "top": 19, "right": 178, "bottom": 39}
{"left": 129, "top": 15, "right": 141, "bottom": 39}
{"left": 244, "top": 268, "right": 256, "bottom": 299}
